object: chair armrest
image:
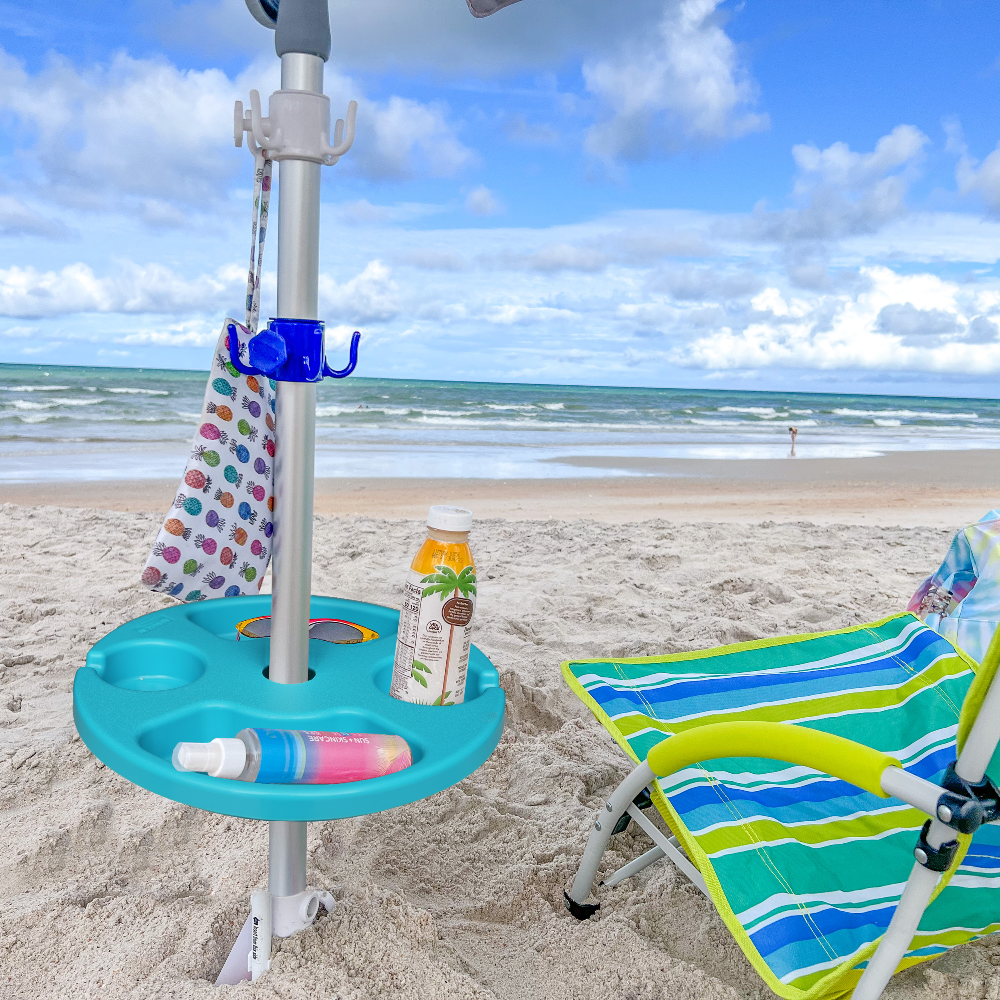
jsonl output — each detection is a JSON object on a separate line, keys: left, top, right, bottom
{"left": 646, "top": 721, "right": 900, "bottom": 797}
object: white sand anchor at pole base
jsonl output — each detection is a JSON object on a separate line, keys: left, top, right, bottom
{"left": 249, "top": 889, "right": 272, "bottom": 980}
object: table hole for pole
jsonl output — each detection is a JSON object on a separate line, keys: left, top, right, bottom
{"left": 262, "top": 665, "right": 316, "bottom": 681}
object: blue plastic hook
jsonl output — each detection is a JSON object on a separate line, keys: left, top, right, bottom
{"left": 226, "top": 321, "right": 360, "bottom": 382}
{"left": 323, "top": 330, "right": 360, "bottom": 379}
{"left": 226, "top": 322, "right": 260, "bottom": 376}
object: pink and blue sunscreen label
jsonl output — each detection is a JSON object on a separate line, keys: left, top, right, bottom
{"left": 251, "top": 729, "right": 412, "bottom": 784}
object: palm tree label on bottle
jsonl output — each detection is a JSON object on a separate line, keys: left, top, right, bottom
{"left": 390, "top": 542, "right": 477, "bottom": 706}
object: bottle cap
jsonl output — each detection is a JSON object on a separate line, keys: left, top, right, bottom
{"left": 172, "top": 737, "right": 246, "bottom": 779}
{"left": 427, "top": 505, "right": 472, "bottom": 532}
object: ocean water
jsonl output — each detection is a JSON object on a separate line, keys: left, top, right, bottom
{"left": 2, "top": 362, "right": 998, "bottom": 482}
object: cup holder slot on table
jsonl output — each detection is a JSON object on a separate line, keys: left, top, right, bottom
{"left": 94, "top": 641, "right": 206, "bottom": 691}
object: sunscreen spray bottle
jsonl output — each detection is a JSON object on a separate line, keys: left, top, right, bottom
{"left": 172, "top": 728, "right": 412, "bottom": 783}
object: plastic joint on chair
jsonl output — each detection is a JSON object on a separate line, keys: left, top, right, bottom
{"left": 936, "top": 761, "right": 987, "bottom": 832}
{"left": 913, "top": 820, "right": 959, "bottom": 872}
{"left": 969, "top": 772, "right": 1000, "bottom": 822}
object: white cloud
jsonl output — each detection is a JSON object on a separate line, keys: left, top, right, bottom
{"left": 0, "top": 196, "right": 73, "bottom": 239}
{"left": 966, "top": 315, "right": 1000, "bottom": 344}
{"left": 318, "top": 260, "right": 399, "bottom": 324}
{"left": 0, "top": 47, "right": 250, "bottom": 211}
{"left": 481, "top": 243, "right": 610, "bottom": 272}
{"left": 117, "top": 320, "right": 222, "bottom": 348}
{"left": 0, "top": 261, "right": 243, "bottom": 318}
{"left": 0, "top": 46, "right": 476, "bottom": 220}
{"left": 674, "top": 266, "right": 1000, "bottom": 374}
{"left": 396, "top": 249, "right": 468, "bottom": 271}
{"left": 484, "top": 304, "right": 579, "bottom": 325}
{"left": 875, "top": 303, "right": 960, "bottom": 345}
{"left": 582, "top": 0, "right": 767, "bottom": 163}
{"left": 4, "top": 107, "right": 999, "bottom": 390}
{"left": 1, "top": 325, "right": 39, "bottom": 340}
{"left": 338, "top": 200, "right": 391, "bottom": 226}
{"left": 950, "top": 121, "right": 1000, "bottom": 214}
{"left": 465, "top": 185, "right": 504, "bottom": 216}
{"left": 738, "top": 125, "right": 928, "bottom": 245}
{"left": 617, "top": 301, "right": 676, "bottom": 328}
{"left": 469, "top": 223, "right": 714, "bottom": 274}
{"left": 647, "top": 265, "right": 761, "bottom": 301}
{"left": 792, "top": 126, "right": 926, "bottom": 190}
{"left": 0, "top": 254, "right": 391, "bottom": 332}
{"left": 336, "top": 199, "right": 448, "bottom": 226}
{"left": 328, "top": 74, "right": 476, "bottom": 180}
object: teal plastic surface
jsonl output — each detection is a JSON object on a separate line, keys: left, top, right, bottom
{"left": 73, "top": 596, "right": 505, "bottom": 821}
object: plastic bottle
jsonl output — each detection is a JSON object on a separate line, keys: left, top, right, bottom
{"left": 390, "top": 505, "right": 477, "bottom": 706}
{"left": 172, "top": 728, "right": 412, "bottom": 783}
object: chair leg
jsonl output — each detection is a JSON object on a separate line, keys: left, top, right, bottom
{"left": 601, "top": 845, "right": 666, "bottom": 889}
{"left": 565, "top": 761, "right": 656, "bottom": 918}
{"left": 623, "top": 801, "right": 708, "bottom": 896}
{"left": 852, "top": 859, "right": 943, "bottom": 1000}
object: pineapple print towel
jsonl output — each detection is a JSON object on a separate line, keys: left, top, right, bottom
{"left": 141, "top": 320, "right": 277, "bottom": 601}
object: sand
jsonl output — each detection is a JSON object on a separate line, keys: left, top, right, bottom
{"left": 3, "top": 448, "right": 1000, "bottom": 527}
{"left": 2, "top": 501, "right": 1000, "bottom": 999}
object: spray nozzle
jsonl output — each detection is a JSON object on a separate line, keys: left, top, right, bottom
{"left": 172, "top": 738, "right": 247, "bottom": 778}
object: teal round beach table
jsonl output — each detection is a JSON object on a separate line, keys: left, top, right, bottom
{"left": 73, "top": 595, "right": 506, "bottom": 821}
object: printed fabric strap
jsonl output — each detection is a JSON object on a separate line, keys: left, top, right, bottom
{"left": 245, "top": 153, "right": 272, "bottom": 335}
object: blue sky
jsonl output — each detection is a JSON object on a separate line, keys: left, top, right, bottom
{"left": 4, "top": 0, "right": 1000, "bottom": 396}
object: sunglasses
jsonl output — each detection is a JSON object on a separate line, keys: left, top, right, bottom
{"left": 236, "top": 616, "right": 379, "bottom": 644}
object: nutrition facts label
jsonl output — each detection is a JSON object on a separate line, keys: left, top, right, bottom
{"left": 390, "top": 580, "right": 423, "bottom": 698}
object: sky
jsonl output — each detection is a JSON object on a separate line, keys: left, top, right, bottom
{"left": 3, "top": 0, "right": 1000, "bottom": 397}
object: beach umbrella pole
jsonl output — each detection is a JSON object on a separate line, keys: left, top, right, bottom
{"left": 234, "top": 0, "right": 353, "bottom": 973}
{"left": 267, "top": 46, "right": 323, "bottom": 907}
{"left": 270, "top": 47, "right": 323, "bottom": 697}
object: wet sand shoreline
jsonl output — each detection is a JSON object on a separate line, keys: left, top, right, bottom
{"left": 2, "top": 448, "right": 997, "bottom": 526}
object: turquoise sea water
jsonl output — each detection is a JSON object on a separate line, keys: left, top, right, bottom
{"left": 1, "top": 363, "right": 998, "bottom": 482}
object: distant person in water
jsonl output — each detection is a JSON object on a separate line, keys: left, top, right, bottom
{"left": 788, "top": 426, "right": 798, "bottom": 458}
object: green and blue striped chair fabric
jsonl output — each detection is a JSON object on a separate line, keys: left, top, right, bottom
{"left": 563, "top": 613, "right": 1000, "bottom": 1000}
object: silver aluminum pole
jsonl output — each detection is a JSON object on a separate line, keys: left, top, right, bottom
{"left": 271, "top": 51, "right": 322, "bottom": 686}
{"left": 269, "top": 819, "right": 307, "bottom": 897}
{"left": 268, "top": 49, "right": 324, "bottom": 905}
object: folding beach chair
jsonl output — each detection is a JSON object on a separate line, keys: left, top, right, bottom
{"left": 562, "top": 613, "right": 1000, "bottom": 1000}
{"left": 909, "top": 510, "right": 1000, "bottom": 664}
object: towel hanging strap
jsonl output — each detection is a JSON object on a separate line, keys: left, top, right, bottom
{"left": 245, "top": 154, "right": 272, "bottom": 336}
